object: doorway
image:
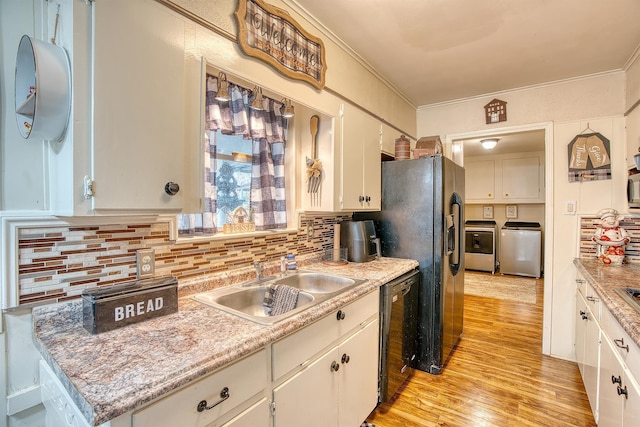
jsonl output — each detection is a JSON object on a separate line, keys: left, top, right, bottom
{"left": 445, "top": 121, "right": 554, "bottom": 355}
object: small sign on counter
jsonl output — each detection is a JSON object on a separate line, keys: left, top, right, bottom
{"left": 82, "top": 277, "right": 178, "bottom": 334}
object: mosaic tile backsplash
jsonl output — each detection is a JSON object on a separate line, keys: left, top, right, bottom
{"left": 18, "top": 214, "right": 350, "bottom": 305}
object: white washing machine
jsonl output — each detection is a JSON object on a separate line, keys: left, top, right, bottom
{"left": 464, "top": 220, "right": 497, "bottom": 273}
{"left": 499, "top": 221, "right": 542, "bottom": 278}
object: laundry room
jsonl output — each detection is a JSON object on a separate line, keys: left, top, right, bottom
{"left": 460, "top": 129, "right": 546, "bottom": 277}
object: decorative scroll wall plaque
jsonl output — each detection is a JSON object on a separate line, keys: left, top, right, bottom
{"left": 235, "top": 0, "right": 327, "bottom": 89}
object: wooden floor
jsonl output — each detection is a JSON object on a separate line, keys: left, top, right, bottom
{"left": 367, "top": 276, "right": 596, "bottom": 427}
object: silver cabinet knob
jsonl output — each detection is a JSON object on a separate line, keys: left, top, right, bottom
{"left": 165, "top": 182, "right": 180, "bottom": 196}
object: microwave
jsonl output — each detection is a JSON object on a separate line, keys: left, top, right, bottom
{"left": 628, "top": 173, "right": 640, "bottom": 209}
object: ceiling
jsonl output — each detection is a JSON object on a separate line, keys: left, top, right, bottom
{"left": 293, "top": 0, "right": 640, "bottom": 107}
{"left": 459, "top": 130, "right": 545, "bottom": 157}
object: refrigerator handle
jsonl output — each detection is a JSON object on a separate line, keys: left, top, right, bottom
{"left": 445, "top": 215, "right": 455, "bottom": 256}
{"left": 449, "top": 192, "right": 463, "bottom": 275}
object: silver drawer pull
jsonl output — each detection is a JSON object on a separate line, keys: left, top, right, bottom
{"left": 586, "top": 295, "right": 598, "bottom": 302}
{"left": 575, "top": 279, "right": 585, "bottom": 284}
{"left": 197, "top": 387, "right": 230, "bottom": 412}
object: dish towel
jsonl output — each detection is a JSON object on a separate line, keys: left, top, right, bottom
{"left": 263, "top": 284, "right": 300, "bottom": 316}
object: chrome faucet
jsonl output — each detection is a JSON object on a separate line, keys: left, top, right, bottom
{"left": 280, "top": 256, "right": 287, "bottom": 277}
{"left": 253, "top": 262, "right": 264, "bottom": 280}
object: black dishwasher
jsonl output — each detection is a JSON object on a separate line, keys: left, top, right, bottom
{"left": 379, "top": 269, "right": 420, "bottom": 402}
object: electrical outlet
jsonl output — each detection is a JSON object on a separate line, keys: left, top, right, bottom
{"left": 137, "top": 249, "right": 155, "bottom": 277}
{"left": 306, "top": 221, "right": 314, "bottom": 241}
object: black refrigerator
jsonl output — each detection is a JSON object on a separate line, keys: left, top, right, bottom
{"left": 356, "top": 154, "right": 464, "bottom": 374}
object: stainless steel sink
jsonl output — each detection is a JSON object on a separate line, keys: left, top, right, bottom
{"left": 193, "top": 285, "right": 315, "bottom": 324}
{"left": 274, "top": 272, "right": 359, "bottom": 294}
{"left": 193, "top": 271, "right": 366, "bottom": 325}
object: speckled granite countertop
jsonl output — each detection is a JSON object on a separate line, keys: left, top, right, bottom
{"left": 573, "top": 258, "right": 640, "bottom": 348}
{"left": 32, "top": 257, "right": 418, "bottom": 426}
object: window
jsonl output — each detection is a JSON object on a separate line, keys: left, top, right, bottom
{"left": 214, "top": 132, "right": 252, "bottom": 227}
{"left": 178, "top": 73, "right": 289, "bottom": 237}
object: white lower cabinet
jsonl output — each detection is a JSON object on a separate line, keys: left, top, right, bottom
{"left": 599, "top": 335, "right": 624, "bottom": 426}
{"left": 337, "top": 320, "right": 379, "bottom": 427}
{"left": 574, "top": 271, "right": 640, "bottom": 426}
{"left": 598, "top": 304, "right": 640, "bottom": 426}
{"left": 272, "top": 319, "right": 379, "bottom": 427}
{"left": 575, "top": 291, "right": 599, "bottom": 417}
{"left": 598, "top": 334, "right": 640, "bottom": 426}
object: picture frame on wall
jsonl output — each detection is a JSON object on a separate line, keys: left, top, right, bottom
{"left": 506, "top": 205, "right": 518, "bottom": 219}
{"left": 483, "top": 205, "right": 494, "bottom": 219}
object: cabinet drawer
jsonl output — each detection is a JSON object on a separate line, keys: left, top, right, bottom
{"left": 133, "top": 349, "right": 267, "bottom": 426}
{"left": 601, "top": 306, "right": 640, "bottom": 380}
{"left": 272, "top": 290, "right": 378, "bottom": 381}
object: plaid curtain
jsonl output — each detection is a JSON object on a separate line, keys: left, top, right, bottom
{"left": 178, "top": 75, "right": 288, "bottom": 235}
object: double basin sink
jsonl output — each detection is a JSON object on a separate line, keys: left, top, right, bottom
{"left": 193, "top": 271, "right": 367, "bottom": 325}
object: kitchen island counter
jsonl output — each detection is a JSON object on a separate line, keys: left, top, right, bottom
{"left": 573, "top": 258, "right": 640, "bottom": 348}
{"left": 33, "top": 257, "right": 418, "bottom": 426}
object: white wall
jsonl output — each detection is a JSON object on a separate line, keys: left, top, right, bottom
{"left": 417, "top": 72, "right": 625, "bottom": 138}
{"left": 417, "top": 72, "right": 626, "bottom": 361}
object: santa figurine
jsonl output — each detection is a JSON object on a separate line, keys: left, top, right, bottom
{"left": 592, "top": 208, "right": 630, "bottom": 265}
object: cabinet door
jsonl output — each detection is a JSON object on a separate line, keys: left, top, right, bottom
{"left": 273, "top": 346, "right": 340, "bottom": 427}
{"left": 341, "top": 104, "right": 366, "bottom": 211}
{"left": 583, "top": 300, "right": 600, "bottom": 414}
{"left": 622, "top": 370, "right": 640, "bottom": 426}
{"left": 599, "top": 336, "right": 623, "bottom": 427}
{"left": 340, "top": 104, "right": 381, "bottom": 211}
{"left": 575, "top": 293, "right": 587, "bottom": 375}
{"left": 221, "top": 398, "right": 270, "bottom": 427}
{"left": 338, "top": 320, "right": 379, "bottom": 427}
{"left": 92, "top": 0, "right": 192, "bottom": 212}
{"left": 380, "top": 123, "right": 396, "bottom": 156}
{"left": 361, "top": 115, "right": 381, "bottom": 210}
{"left": 465, "top": 160, "right": 495, "bottom": 201}
{"left": 501, "top": 156, "right": 540, "bottom": 200}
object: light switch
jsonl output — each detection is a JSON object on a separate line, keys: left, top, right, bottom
{"left": 564, "top": 201, "right": 577, "bottom": 215}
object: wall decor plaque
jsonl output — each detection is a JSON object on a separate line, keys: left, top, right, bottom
{"left": 484, "top": 98, "right": 507, "bottom": 124}
{"left": 567, "top": 127, "right": 611, "bottom": 182}
{"left": 235, "top": 0, "right": 327, "bottom": 89}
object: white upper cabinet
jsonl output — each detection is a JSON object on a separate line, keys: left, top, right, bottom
{"left": 340, "top": 103, "right": 381, "bottom": 211}
{"left": 501, "top": 156, "right": 541, "bottom": 201}
{"left": 89, "top": 0, "right": 200, "bottom": 213}
{"left": 465, "top": 152, "right": 544, "bottom": 204}
{"left": 465, "top": 159, "right": 496, "bottom": 200}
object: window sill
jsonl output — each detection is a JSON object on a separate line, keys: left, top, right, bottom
{"left": 175, "top": 227, "right": 298, "bottom": 243}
